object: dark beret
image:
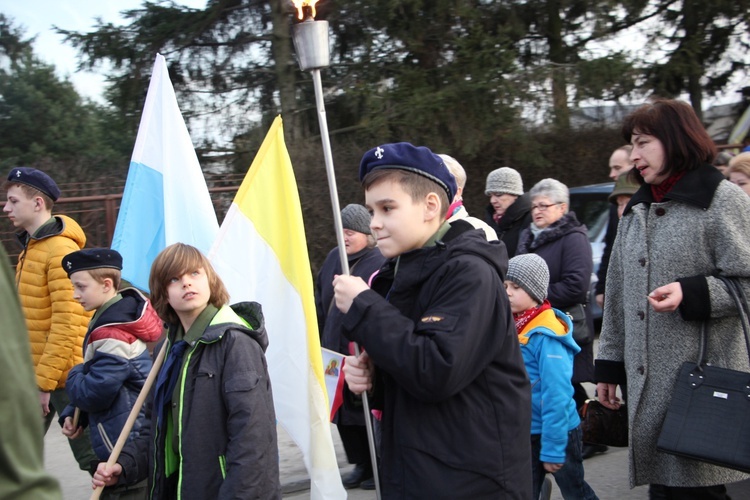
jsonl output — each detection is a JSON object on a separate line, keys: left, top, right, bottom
{"left": 63, "top": 249, "right": 123, "bottom": 277}
{"left": 7, "top": 167, "right": 61, "bottom": 201}
{"left": 359, "top": 142, "right": 457, "bottom": 201}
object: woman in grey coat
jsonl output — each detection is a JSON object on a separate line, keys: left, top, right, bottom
{"left": 595, "top": 99, "right": 750, "bottom": 499}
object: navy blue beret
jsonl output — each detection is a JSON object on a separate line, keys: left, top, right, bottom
{"left": 359, "top": 142, "right": 457, "bottom": 201}
{"left": 7, "top": 167, "right": 61, "bottom": 201}
{"left": 63, "top": 249, "right": 123, "bottom": 277}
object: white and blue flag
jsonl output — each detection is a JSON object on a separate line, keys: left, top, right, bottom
{"left": 112, "top": 53, "right": 218, "bottom": 291}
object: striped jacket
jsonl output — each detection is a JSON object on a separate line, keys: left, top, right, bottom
{"left": 61, "top": 288, "right": 163, "bottom": 460}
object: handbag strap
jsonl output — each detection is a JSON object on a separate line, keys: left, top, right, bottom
{"left": 698, "top": 276, "right": 750, "bottom": 367}
{"left": 725, "top": 278, "right": 750, "bottom": 361}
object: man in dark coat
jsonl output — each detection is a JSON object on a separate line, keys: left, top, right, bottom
{"left": 483, "top": 167, "right": 532, "bottom": 257}
{"left": 594, "top": 145, "right": 633, "bottom": 309}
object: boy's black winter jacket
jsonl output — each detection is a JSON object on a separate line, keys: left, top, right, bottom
{"left": 117, "top": 302, "right": 281, "bottom": 499}
{"left": 342, "top": 221, "right": 532, "bottom": 499}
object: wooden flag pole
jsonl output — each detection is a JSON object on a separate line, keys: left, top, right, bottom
{"left": 91, "top": 341, "right": 168, "bottom": 499}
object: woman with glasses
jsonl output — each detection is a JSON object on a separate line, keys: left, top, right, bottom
{"left": 516, "top": 179, "right": 594, "bottom": 407}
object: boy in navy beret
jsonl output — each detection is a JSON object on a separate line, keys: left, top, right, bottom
{"left": 333, "top": 142, "right": 532, "bottom": 497}
{"left": 60, "top": 248, "right": 163, "bottom": 498}
{"left": 3, "top": 167, "right": 99, "bottom": 475}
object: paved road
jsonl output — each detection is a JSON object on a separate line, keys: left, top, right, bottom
{"left": 44, "top": 416, "right": 750, "bottom": 499}
{"left": 44, "top": 374, "right": 750, "bottom": 498}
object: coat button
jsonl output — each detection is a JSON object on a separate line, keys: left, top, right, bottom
{"left": 637, "top": 366, "right": 645, "bottom": 375}
{"left": 638, "top": 311, "right": 645, "bottom": 320}
{"left": 655, "top": 207, "right": 666, "bottom": 216}
{"left": 639, "top": 258, "right": 646, "bottom": 267}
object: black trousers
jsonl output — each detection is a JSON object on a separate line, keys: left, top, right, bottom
{"left": 337, "top": 423, "right": 372, "bottom": 467}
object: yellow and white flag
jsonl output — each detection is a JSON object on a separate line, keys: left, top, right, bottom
{"left": 208, "top": 116, "right": 345, "bottom": 499}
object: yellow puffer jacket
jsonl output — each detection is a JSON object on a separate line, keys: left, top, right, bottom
{"left": 14, "top": 215, "right": 92, "bottom": 392}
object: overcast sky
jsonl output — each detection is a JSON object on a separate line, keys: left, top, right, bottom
{"left": 3, "top": 0, "right": 204, "bottom": 103}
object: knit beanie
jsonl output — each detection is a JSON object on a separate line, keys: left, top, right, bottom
{"left": 341, "top": 204, "right": 371, "bottom": 235}
{"left": 485, "top": 167, "right": 523, "bottom": 196}
{"left": 507, "top": 254, "right": 549, "bottom": 304}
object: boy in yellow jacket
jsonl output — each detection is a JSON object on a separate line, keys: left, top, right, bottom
{"left": 3, "top": 167, "right": 97, "bottom": 474}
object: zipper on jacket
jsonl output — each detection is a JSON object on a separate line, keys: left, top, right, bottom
{"left": 219, "top": 455, "right": 227, "bottom": 479}
{"left": 14, "top": 245, "right": 28, "bottom": 289}
{"left": 150, "top": 339, "right": 170, "bottom": 500}
{"left": 98, "top": 423, "right": 115, "bottom": 453}
{"left": 176, "top": 337, "right": 222, "bottom": 498}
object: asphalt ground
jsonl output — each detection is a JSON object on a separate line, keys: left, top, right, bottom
{"left": 44, "top": 394, "right": 750, "bottom": 499}
{"left": 45, "top": 424, "right": 750, "bottom": 499}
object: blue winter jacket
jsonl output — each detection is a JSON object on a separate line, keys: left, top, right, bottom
{"left": 518, "top": 307, "right": 581, "bottom": 464}
{"left": 61, "top": 288, "right": 163, "bottom": 460}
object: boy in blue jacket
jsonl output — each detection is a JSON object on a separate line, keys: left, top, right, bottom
{"left": 60, "top": 248, "right": 162, "bottom": 499}
{"left": 334, "top": 143, "right": 532, "bottom": 498}
{"left": 505, "top": 253, "right": 598, "bottom": 500}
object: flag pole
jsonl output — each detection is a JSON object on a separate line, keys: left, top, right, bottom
{"left": 293, "top": 16, "right": 381, "bottom": 499}
{"left": 90, "top": 341, "right": 168, "bottom": 500}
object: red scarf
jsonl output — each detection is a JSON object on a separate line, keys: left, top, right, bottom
{"left": 513, "top": 299, "right": 552, "bottom": 337}
{"left": 650, "top": 171, "right": 685, "bottom": 202}
{"left": 447, "top": 199, "right": 463, "bottom": 219}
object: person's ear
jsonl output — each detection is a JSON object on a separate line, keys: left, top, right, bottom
{"left": 102, "top": 278, "right": 113, "bottom": 292}
{"left": 423, "top": 192, "right": 441, "bottom": 221}
{"left": 33, "top": 196, "right": 43, "bottom": 210}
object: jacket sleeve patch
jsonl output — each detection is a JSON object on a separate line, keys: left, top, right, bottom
{"left": 416, "top": 312, "right": 459, "bottom": 334}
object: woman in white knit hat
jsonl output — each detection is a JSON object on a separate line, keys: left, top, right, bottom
{"left": 483, "top": 167, "right": 532, "bottom": 257}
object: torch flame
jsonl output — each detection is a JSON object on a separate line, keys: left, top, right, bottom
{"left": 291, "top": 0, "right": 319, "bottom": 20}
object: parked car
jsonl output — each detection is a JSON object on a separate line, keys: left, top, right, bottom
{"left": 568, "top": 182, "right": 614, "bottom": 323}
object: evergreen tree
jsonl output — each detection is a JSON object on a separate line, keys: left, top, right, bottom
{"left": 0, "top": 15, "right": 128, "bottom": 178}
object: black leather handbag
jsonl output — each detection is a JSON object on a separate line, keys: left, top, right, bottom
{"left": 656, "top": 277, "right": 750, "bottom": 473}
{"left": 565, "top": 303, "right": 593, "bottom": 345}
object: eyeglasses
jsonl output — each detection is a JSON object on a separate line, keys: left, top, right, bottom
{"left": 530, "top": 202, "right": 562, "bottom": 212}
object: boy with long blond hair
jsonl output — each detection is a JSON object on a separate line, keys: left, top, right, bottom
{"left": 92, "top": 243, "right": 280, "bottom": 498}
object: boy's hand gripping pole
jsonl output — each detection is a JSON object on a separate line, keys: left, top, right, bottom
{"left": 90, "top": 341, "right": 168, "bottom": 499}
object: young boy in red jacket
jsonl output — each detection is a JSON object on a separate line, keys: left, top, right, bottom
{"left": 60, "top": 248, "right": 162, "bottom": 499}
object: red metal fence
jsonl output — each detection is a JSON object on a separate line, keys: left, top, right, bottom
{"left": 2, "top": 173, "right": 245, "bottom": 266}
